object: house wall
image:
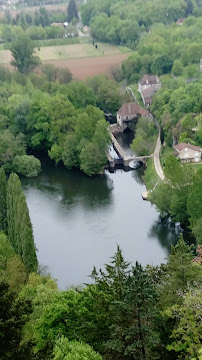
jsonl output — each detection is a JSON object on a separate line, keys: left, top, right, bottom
{"left": 178, "top": 148, "right": 202, "bottom": 162}
{"left": 138, "top": 83, "right": 161, "bottom": 93}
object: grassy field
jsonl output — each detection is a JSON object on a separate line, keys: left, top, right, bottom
{"left": 35, "top": 43, "right": 129, "bottom": 61}
{"left": 0, "top": 42, "right": 130, "bottom": 64}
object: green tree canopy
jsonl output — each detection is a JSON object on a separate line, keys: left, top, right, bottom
{"left": 10, "top": 34, "right": 40, "bottom": 73}
{"left": 53, "top": 337, "right": 102, "bottom": 360}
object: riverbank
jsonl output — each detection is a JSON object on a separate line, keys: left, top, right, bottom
{"left": 21, "top": 147, "right": 179, "bottom": 289}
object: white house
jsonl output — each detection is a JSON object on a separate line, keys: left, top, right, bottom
{"left": 138, "top": 75, "right": 161, "bottom": 106}
{"left": 173, "top": 143, "right": 202, "bottom": 163}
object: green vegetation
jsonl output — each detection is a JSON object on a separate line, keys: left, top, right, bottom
{"left": 131, "top": 117, "right": 157, "bottom": 156}
{"left": 151, "top": 156, "right": 202, "bottom": 242}
{"left": 10, "top": 33, "right": 40, "bottom": 73}
{"left": 0, "top": 68, "right": 126, "bottom": 176}
{"left": 7, "top": 172, "right": 38, "bottom": 273}
{"left": 0, "top": 168, "right": 38, "bottom": 277}
{"left": 144, "top": 158, "right": 160, "bottom": 190}
{"left": 1, "top": 0, "right": 202, "bottom": 358}
{"left": 0, "top": 241, "right": 201, "bottom": 360}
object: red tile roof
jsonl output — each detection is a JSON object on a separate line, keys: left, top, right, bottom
{"left": 176, "top": 18, "right": 185, "bottom": 25}
{"left": 117, "top": 102, "right": 149, "bottom": 117}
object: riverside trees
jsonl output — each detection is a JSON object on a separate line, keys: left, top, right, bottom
{"left": 150, "top": 156, "right": 202, "bottom": 242}
{"left": 0, "top": 71, "right": 112, "bottom": 176}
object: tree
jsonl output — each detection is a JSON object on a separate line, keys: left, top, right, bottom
{"left": 10, "top": 34, "right": 40, "bottom": 73}
{"left": 166, "top": 288, "right": 202, "bottom": 359}
{"left": 159, "top": 235, "right": 202, "bottom": 309}
{"left": 80, "top": 142, "right": 107, "bottom": 176}
{"left": 187, "top": 168, "right": 202, "bottom": 228}
{"left": 0, "top": 282, "right": 33, "bottom": 360}
{"left": 91, "top": 247, "right": 160, "bottom": 359}
{"left": 7, "top": 173, "right": 38, "bottom": 273}
{"left": 62, "top": 134, "right": 80, "bottom": 170}
{"left": 39, "top": 7, "right": 50, "bottom": 27}
{"left": 13, "top": 155, "right": 41, "bottom": 177}
{"left": 58, "top": 68, "right": 72, "bottom": 84}
{"left": 192, "top": 217, "right": 202, "bottom": 244}
{"left": 106, "top": 262, "right": 160, "bottom": 360}
{"left": 0, "top": 167, "right": 7, "bottom": 232}
{"left": 0, "top": 233, "right": 14, "bottom": 279}
{"left": 172, "top": 60, "right": 183, "bottom": 76}
{"left": 43, "top": 64, "right": 59, "bottom": 82}
{"left": 151, "top": 55, "right": 173, "bottom": 76}
{"left": 67, "top": 0, "right": 78, "bottom": 23}
{"left": 0, "top": 130, "right": 26, "bottom": 172}
{"left": 34, "top": 290, "right": 81, "bottom": 355}
{"left": 53, "top": 337, "right": 102, "bottom": 360}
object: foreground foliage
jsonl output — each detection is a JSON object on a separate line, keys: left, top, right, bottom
{"left": 1, "top": 236, "right": 201, "bottom": 360}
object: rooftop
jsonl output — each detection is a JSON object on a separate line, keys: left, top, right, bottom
{"left": 139, "top": 75, "right": 160, "bottom": 86}
{"left": 117, "top": 102, "right": 149, "bottom": 117}
{"left": 142, "top": 88, "right": 157, "bottom": 98}
{"left": 176, "top": 18, "right": 185, "bottom": 25}
{"left": 174, "top": 143, "right": 202, "bottom": 153}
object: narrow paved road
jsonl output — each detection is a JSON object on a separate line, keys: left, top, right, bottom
{"left": 124, "top": 87, "right": 164, "bottom": 181}
{"left": 154, "top": 128, "right": 164, "bottom": 181}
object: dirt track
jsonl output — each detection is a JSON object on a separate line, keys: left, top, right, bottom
{"left": 42, "top": 53, "right": 129, "bottom": 80}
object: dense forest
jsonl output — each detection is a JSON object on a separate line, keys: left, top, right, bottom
{"left": 0, "top": 67, "right": 127, "bottom": 176}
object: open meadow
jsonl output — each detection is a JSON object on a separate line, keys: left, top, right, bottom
{"left": 0, "top": 42, "right": 130, "bottom": 79}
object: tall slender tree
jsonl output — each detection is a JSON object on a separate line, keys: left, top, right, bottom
{"left": 67, "top": 0, "right": 78, "bottom": 23}
{"left": 7, "top": 173, "right": 38, "bottom": 273}
{"left": 0, "top": 168, "right": 7, "bottom": 232}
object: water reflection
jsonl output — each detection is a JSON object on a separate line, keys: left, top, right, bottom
{"left": 115, "top": 131, "right": 135, "bottom": 156}
{"left": 22, "top": 164, "right": 113, "bottom": 210}
{"left": 148, "top": 217, "right": 180, "bottom": 254}
{"left": 131, "top": 168, "right": 145, "bottom": 185}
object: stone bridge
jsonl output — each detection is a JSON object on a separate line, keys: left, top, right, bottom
{"left": 108, "top": 132, "right": 153, "bottom": 168}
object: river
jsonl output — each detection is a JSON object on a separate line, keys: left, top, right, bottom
{"left": 21, "top": 133, "right": 179, "bottom": 289}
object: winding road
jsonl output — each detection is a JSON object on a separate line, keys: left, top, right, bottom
{"left": 154, "top": 131, "right": 164, "bottom": 181}
{"left": 125, "top": 87, "right": 165, "bottom": 181}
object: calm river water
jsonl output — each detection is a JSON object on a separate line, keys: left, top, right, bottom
{"left": 21, "top": 134, "right": 179, "bottom": 289}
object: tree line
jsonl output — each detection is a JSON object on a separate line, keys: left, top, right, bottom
{"left": 81, "top": 0, "right": 197, "bottom": 48}
{"left": 121, "top": 17, "right": 202, "bottom": 83}
{"left": 0, "top": 67, "right": 125, "bottom": 176}
{"left": 0, "top": 240, "right": 202, "bottom": 359}
{"left": 150, "top": 155, "right": 202, "bottom": 244}
{"left": 0, "top": 4, "right": 79, "bottom": 43}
